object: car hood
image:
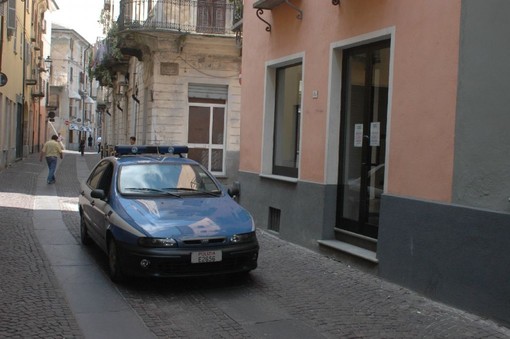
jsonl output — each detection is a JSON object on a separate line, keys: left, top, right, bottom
{"left": 117, "top": 196, "right": 254, "bottom": 238}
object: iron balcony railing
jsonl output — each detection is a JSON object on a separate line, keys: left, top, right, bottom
{"left": 118, "top": 0, "right": 239, "bottom": 36}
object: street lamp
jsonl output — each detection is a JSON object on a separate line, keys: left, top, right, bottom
{"left": 45, "top": 56, "right": 52, "bottom": 69}
{"left": 40, "top": 56, "right": 52, "bottom": 73}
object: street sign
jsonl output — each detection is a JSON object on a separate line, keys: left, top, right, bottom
{"left": 0, "top": 72, "right": 7, "bottom": 87}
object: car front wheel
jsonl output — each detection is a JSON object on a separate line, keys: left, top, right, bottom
{"left": 108, "top": 238, "right": 125, "bottom": 283}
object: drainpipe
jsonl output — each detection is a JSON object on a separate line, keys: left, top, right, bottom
{"left": 132, "top": 93, "right": 139, "bottom": 136}
{"left": 21, "top": 0, "right": 27, "bottom": 158}
{"left": 0, "top": 17, "right": 3, "bottom": 72}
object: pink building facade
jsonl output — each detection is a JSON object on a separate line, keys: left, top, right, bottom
{"left": 238, "top": 0, "right": 510, "bottom": 326}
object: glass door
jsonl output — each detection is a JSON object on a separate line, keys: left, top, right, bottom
{"left": 337, "top": 40, "right": 390, "bottom": 239}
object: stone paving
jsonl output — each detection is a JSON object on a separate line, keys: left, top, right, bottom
{"left": 1, "top": 151, "right": 510, "bottom": 338}
{"left": 0, "top": 154, "right": 82, "bottom": 338}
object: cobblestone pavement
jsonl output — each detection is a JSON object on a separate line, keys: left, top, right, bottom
{"left": 1, "top": 152, "right": 510, "bottom": 338}
{"left": 0, "top": 154, "right": 82, "bottom": 338}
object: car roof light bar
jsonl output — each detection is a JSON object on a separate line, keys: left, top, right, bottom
{"left": 115, "top": 145, "right": 189, "bottom": 157}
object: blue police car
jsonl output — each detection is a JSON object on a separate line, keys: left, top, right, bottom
{"left": 78, "top": 145, "right": 258, "bottom": 282}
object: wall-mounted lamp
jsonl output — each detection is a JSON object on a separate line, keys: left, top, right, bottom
{"left": 117, "top": 81, "right": 128, "bottom": 95}
{"left": 39, "top": 56, "right": 52, "bottom": 73}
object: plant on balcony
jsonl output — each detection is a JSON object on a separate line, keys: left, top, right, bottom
{"left": 90, "top": 23, "right": 123, "bottom": 87}
{"left": 230, "top": 0, "right": 243, "bottom": 23}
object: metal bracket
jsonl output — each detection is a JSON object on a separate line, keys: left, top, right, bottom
{"left": 256, "top": 9, "right": 272, "bottom": 32}
{"left": 284, "top": 0, "right": 303, "bottom": 19}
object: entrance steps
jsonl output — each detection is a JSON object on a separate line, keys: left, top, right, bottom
{"left": 318, "top": 228, "right": 378, "bottom": 273}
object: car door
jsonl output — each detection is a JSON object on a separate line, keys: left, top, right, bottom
{"left": 81, "top": 160, "right": 114, "bottom": 250}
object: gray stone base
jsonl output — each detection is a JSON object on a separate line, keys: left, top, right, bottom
{"left": 378, "top": 194, "right": 510, "bottom": 327}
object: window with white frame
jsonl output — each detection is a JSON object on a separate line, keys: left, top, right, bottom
{"left": 187, "top": 102, "right": 226, "bottom": 175}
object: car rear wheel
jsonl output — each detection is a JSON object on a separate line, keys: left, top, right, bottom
{"left": 108, "top": 238, "right": 125, "bottom": 283}
{"left": 80, "top": 215, "right": 92, "bottom": 246}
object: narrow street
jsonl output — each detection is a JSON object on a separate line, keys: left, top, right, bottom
{"left": 0, "top": 151, "right": 509, "bottom": 338}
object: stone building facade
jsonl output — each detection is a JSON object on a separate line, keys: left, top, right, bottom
{"left": 98, "top": 0, "right": 242, "bottom": 182}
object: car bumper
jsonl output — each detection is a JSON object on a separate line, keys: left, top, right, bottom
{"left": 116, "top": 241, "right": 259, "bottom": 278}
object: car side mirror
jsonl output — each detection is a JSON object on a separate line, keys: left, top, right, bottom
{"left": 91, "top": 189, "right": 106, "bottom": 200}
{"left": 228, "top": 181, "right": 240, "bottom": 200}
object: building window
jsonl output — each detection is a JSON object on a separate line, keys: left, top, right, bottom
{"left": 272, "top": 63, "right": 302, "bottom": 178}
{"left": 197, "top": 0, "right": 226, "bottom": 34}
{"left": 187, "top": 102, "right": 226, "bottom": 175}
{"left": 7, "top": 0, "right": 16, "bottom": 32}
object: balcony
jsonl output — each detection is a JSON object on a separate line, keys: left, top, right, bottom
{"left": 118, "top": 0, "right": 238, "bottom": 36}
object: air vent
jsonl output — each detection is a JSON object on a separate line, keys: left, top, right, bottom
{"left": 268, "top": 207, "right": 281, "bottom": 232}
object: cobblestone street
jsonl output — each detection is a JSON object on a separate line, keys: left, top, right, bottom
{"left": 0, "top": 152, "right": 509, "bottom": 338}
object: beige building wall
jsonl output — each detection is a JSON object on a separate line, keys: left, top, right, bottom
{"left": 109, "top": 33, "right": 241, "bottom": 179}
{"left": 50, "top": 27, "right": 93, "bottom": 150}
{"left": 0, "top": 0, "right": 26, "bottom": 168}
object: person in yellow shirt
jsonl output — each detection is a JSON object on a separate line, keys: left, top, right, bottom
{"left": 39, "top": 134, "right": 63, "bottom": 184}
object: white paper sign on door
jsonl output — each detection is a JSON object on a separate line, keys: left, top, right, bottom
{"left": 354, "top": 124, "right": 363, "bottom": 147}
{"left": 370, "top": 122, "right": 380, "bottom": 147}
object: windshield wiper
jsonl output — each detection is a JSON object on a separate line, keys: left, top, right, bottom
{"left": 123, "top": 187, "right": 181, "bottom": 197}
{"left": 163, "top": 187, "right": 221, "bottom": 197}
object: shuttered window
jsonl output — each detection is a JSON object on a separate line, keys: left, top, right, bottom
{"left": 7, "top": 0, "right": 16, "bottom": 31}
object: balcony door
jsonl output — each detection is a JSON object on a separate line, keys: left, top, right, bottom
{"left": 337, "top": 40, "right": 390, "bottom": 239}
{"left": 197, "top": 0, "right": 226, "bottom": 34}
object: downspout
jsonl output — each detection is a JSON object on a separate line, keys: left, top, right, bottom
{"left": 132, "top": 93, "right": 139, "bottom": 136}
{"left": 0, "top": 17, "right": 3, "bottom": 72}
{"left": 21, "top": 0, "right": 27, "bottom": 158}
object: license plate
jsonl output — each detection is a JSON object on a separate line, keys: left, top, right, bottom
{"left": 191, "top": 250, "right": 222, "bottom": 264}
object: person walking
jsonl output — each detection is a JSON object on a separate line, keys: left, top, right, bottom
{"left": 129, "top": 136, "right": 136, "bottom": 145}
{"left": 79, "top": 137, "right": 86, "bottom": 156}
{"left": 88, "top": 135, "right": 93, "bottom": 149}
{"left": 39, "top": 134, "right": 63, "bottom": 184}
{"left": 97, "top": 136, "right": 102, "bottom": 153}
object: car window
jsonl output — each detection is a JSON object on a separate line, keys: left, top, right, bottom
{"left": 99, "top": 164, "right": 114, "bottom": 197}
{"left": 118, "top": 163, "right": 220, "bottom": 195}
{"left": 87, "top": 160, "right": 111, "bottom": 189}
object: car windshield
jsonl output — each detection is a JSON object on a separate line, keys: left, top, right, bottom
{"left": 118, "top": 163, "right": 221, "bottom": 196}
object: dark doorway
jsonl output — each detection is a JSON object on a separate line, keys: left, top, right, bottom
{"left": 337, "top": 40, "right": 390, "bottom": 239}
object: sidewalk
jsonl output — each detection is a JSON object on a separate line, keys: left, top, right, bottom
{"left": 0, "top": 151, "right": 154, "bottom": 338}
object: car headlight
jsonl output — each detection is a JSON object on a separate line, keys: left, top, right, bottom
{"left": 230, "top": 231, "right": 257, "bottom": 244}
{"left": 138, "top": 237, "right": 177, "bottom": 248}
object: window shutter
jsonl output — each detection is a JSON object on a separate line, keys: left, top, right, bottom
{"left": 188, "top": 83, "right": 228, "bottom": 100}
{"left": 7, "top": 0, "right": 16, "bottom": 31}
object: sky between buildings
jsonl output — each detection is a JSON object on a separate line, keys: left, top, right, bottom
{"left": 50, "top": 0, "right": 119, "bottom": 43}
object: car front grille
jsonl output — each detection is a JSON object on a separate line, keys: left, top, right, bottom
{"left": 182, "top": 237, "right": 226, "bottom": 245}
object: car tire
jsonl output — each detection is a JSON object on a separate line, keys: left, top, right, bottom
{"left": 232, "top": 270, "right": 251, "bottom": 280}
{"left": 108, "top": 238, "right": 125, "bottom": 283}
{"left": 80, "top": 215, "right": 92, "bottom": 246}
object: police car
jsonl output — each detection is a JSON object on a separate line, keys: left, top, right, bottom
{"left": 78, "top": 145, "right": 258, "bottom": 282}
